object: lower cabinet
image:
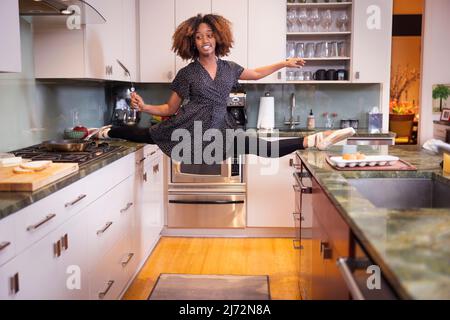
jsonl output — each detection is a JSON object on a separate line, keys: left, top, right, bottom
{"left": 0, "top": 148, "right": 165, "bottom": 300}
{"left": 246, "top": 152, "right": 298, "bottom": 228}
{"left": 297, "top": 157, "right": 350, "bottom": 300}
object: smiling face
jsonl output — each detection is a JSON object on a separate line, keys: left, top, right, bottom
{"left": 194, "top": 23, "right": 216, "bottom": 58}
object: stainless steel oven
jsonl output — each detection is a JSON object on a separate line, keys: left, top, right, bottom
{"left": 168, "top": 193, "right": 245, "bottom": 228}
{"left": 168, "top": 156, "right": 246, "bottom": 229}
{"left": 171, "top": 156, "right": 243, "bottom": 184}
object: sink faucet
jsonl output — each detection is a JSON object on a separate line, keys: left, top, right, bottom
{"left": 284, "top": 93, "right": 300, "bottom": 130}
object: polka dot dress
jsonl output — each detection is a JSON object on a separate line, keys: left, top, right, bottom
{"left": 149, "top": 59, "right": 244, "bottom": 161}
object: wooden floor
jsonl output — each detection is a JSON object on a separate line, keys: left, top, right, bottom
{"left": 123, "top": 237, "right": 303, "bottom": 300}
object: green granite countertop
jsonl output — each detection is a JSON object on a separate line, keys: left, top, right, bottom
{"left": 296, "top": 145, "right": 450, "bottom": 300}
{"left": 248, "top": 128, "right": 395, "bottom": 138}
{"left": 0, "top": 141, "right": 147, "bottom": 221}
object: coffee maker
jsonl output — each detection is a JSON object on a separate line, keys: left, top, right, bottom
{"left": 227, "top": 86, "right": 247, "bottom": 129}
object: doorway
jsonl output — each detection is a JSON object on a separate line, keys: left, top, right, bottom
{"left": 389, "top": 0, "right": 424, "bottom": 145}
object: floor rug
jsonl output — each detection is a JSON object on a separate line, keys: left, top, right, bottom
{"left": 148, "top": 274, "right": 270, "bottom": 300}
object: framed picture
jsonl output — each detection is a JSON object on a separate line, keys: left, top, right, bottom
{"left": 433, "top": 84, "right": 450, "bottom": 114}
{"left": 440, "top": 108, "right": 450, "bottom": 121}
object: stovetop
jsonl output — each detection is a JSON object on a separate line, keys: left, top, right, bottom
{"left": 11, "top": 143, "right": 126, "bottom": 168}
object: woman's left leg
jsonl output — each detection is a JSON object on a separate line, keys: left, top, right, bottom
{"left": 232, "top": 135, "right": 305, "bottom": 158}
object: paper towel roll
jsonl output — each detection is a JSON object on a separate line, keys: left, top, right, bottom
{"left": 257, "top": 96, "right": 275, "bottom": 130}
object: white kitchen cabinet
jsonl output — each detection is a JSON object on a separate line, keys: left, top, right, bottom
{"left": 248, "top": 0, "right": 286, "bottom": 83}
{"left": 134, "top": 147, "right": 164, "bottom": 262}
{"left": 175, "top": 0, "right": 212, "bottom": 73}
{"left": 0, "top": 210, "right": 89, "bottom": 300}
{"left": 33, "top": 0, "right": 138, "bottom": 81}
{"left": 246, "top": 150, "right": 297, "bottom": 228}
{"left": 139, "top": 0, "right": 176, "bottom": 82}
{"left": 211, "top": 0, "right": 248, "bottom": 69}
{"left": 351, "top": 0, "right": 393, "bottom": 83}
{"left": 0, "top": 0, "right": 21, "bottom": 73}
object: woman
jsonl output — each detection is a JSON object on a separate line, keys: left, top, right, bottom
{"left": 99, "top": 14, "right": 355, "bottom": 163}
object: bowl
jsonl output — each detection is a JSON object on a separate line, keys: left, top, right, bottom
{"left": 64, "top": 129, "right": 87, "bottom": 140}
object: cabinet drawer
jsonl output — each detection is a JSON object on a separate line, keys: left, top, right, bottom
{"left": 89, "top": 234, "right": 130, "bottom": 300}
{"left": 0, "top": 215, "right": 16, "bottom": 266}
{"left": 87, "top": 176, "right": 134, "bottom": 266}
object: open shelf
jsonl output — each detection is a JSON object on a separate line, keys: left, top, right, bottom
{"left": 287, "top": 2, "right": 352, "bottom": 9}
{"left": 286, "top": 80, "right": 352, "bottom": 84}
{"left": 287, "top": 31, "right": 351, "bottom": 36}
{"left": 302, "top": 57, "right": 350, "bottom": 61}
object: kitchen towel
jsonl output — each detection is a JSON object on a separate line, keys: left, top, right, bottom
{"left": 148, "top": 274, "right": 270, "bottom": 300}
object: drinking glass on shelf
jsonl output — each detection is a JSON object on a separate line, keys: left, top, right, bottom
{"left": 311, "top": 9, "right": 320, "bottom": 32}
{"left": 287, "top": 8, "right": 298, "bottom": 32}
{"left": 304, "top": 71, "right": 312, "bottom": 81}
{"left": 297, "top": 8, "right": 308, "bottom": 32}
{"left": 336, "top": 11, "right": 349, "bottom": 32}
{"left": 295, "top": 42, "right": 305, "bottom": 58}
{"left": 337, "top": 41, "right": 348, "bottom": 57}
{"left": 321, "top": 9, "right": 333, "bottom": 32}
{"left": 305, "top": 42, "right": 315, "bottom": 58}
{"left": 286, "top": 41, "right": 296, "bottom": 59}
{"left": 296, "top": 71, "right": 305, "bottom": 81}
{"left": 315, "top": 42, "right": 324, "bottom": 57}
{"left": 286, "top": 70, "right": 295, "bottom": 81}
{"left": 329, "top": 41, "right": 338, "bottom": 57}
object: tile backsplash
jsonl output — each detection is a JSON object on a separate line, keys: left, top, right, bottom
{"left": 0, "top": 19, "right": 109, "bottom": 152}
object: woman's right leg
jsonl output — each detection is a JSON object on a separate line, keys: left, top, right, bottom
{"left": 101, "top": 126, "right": 155, "bottom": 144}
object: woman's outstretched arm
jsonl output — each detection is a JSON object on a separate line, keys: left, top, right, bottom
{"left": 131, "top": 91, "right": 182, "bottom": 117}
{"left": 239, "top": 58, "right": 305, "bottom": 81}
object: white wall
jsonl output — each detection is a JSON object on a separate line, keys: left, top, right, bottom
{"left": 419, "top": 0, "right": 450, "bottom": 144}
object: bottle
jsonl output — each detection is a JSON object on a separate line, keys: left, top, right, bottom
{"left": 307, "top": 109, "right": 315, "bottom": 130}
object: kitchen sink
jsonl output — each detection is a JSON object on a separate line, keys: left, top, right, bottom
{"left": 347, "top": 178, "right": 450, "bottom": 209}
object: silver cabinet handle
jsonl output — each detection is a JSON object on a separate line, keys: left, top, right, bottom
{"left": 98, "top": 280, "right": 115, "bottom": 299}
{"left": 293, "top": 184, "right": 312, "bottom": 194}
{"left": 292, "top": 212, "right": 304, "bottom": 222}
{"left": 277, "top": 71, "right": 282, "bottom": 80}
{"left": 293, "top": 240, "right": 303, "bottom": 250}
{"left": 153, "top": 164, "right": 159, "bottom": 174}
{"left": 355, "top": 71, "right": 360, "bottom": 80}
{"left": 147, "top": 151, "right": 157, "bottom": 157}
{"left": 289, "top": 158, "right": 301, "bottom": 169}
{"left": 136, "top": 157, "right": 146, "bottom": 164}
{"left": 65, "top": 194, "right": 87, "bottom": 208}
{"left": 321, "top": 242, "right": 332, "bottom": 260}
{"left": 10, "top": 273, "right": 19, "bottom": 295}
{"left": 0, "top": 241, "right": 11, "bottom": 252}
{"left": 337, "top": 258, "right": 365, "bottom": 300}
{"left": 121, "top": 253, "right": 134, "bottom": 267}
{"left": 96, "top": 222, "right": 113, "bottom": 236}
{"left": 61, "top": 234, "right": 69, "bottom": 251}
{"left": 54, "top": 240, "right": 62, "bottom": 258}
{"left": 27, "top": 214, "right": 56, "bottom": 231}
{"left": 143, "top": 172, "right": 148, "bottom": 182}
{"left": 120, "top": 202, "right": 133, "bottom": 213}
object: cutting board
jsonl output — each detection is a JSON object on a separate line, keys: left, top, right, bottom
{"left": 0, "top": 163, "right": 79, "bottom": 192}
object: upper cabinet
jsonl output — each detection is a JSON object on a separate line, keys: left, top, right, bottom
{"left": 33, "top": 0, "right": 138, "bottom": 81}
{"left": 139, "top": 0, "right": 175, "bottom": 82}
{"left": 248, "top": 0, "right": 286, "bottom": 83}
{"left": 351, "top": 0, "right": 393, "bottom": 83}
{"left": 0, "top": 0, "right": 21, "bottom": 73}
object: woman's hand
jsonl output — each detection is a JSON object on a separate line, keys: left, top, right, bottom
{"left": 130, "top": 92, "right": 145, "bottom": 111}
{"left": 285, "top": 58, "right": 305, "bottom": 68}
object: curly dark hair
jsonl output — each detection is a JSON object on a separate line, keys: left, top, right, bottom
{"left": 172, "top": 14, "right": 234, "bottom": 61}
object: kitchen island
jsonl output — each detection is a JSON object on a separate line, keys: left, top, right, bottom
{"left": 296, "top": 145, "right": 450, "bottom": 300}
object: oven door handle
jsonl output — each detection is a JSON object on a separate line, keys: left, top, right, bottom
{"left": 169, "top": 200, "right": 245, "bottom": 205}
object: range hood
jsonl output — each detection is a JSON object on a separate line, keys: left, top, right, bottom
{"left": 19, "top": 0, "right": 106, "bottom": 24}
